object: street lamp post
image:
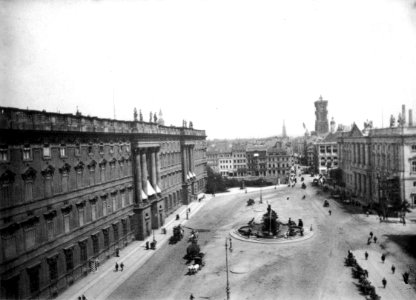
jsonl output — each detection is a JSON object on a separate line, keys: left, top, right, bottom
{"left": 225, "top": 238, "right": 230, "bottom": 300}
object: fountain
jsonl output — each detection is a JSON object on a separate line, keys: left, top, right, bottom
{"left": 235, "top": 204, "right": 310, "bottom": 243}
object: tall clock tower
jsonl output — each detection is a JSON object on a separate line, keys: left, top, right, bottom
{"left": 314, "top": 95, "right": 329, "bottom": 135}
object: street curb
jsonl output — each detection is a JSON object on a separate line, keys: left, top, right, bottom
{"left": 229, "top": 228, "right": 314, "bottom": 244}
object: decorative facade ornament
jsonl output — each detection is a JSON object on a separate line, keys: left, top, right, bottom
{"left": 21, "top": 166, "right": 37, "bottom": 181}
{"left": 87, "top": 160, "right": 97, "bottom": 170}
{"left": 0, "top": 169, "right": 16, "bottom": 183}
{"left": 74, "top": 161, "right": 85, "bottom": 172}
{"left": 41, "top": 165, "right": 55, "bottom": 177}
{"left": 58, "top": 163, "right": 71, "bottom": 174}
{"left": 98, "top": 159, "right": 107, "bottom": 167}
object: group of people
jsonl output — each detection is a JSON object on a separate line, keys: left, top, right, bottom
{"left": 114, "top": 262, "right": 125, "bottom": 272}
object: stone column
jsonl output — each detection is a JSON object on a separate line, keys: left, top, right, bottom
{"left": 135, "top": 151, "right": 142, "bottom": 203}
{"left": 156, "top": 150, "right": 161, "bottom": 189}
{"left": 141, "top": 151, "right": 148, "bottom": 196}
{"left": 181, "top": 146, "right": 187, "bottom": 182}
{"left": 151, "top": 149, "right": 157, "bottom": 188}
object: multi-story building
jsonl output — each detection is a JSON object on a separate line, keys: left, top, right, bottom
{"left": 246, "top": 146, "right": 267, "bottom": 176}
{"left": 218, "top": 152, "right": 233, "bottom": 176}
{"left": 315, "top": 131, "right": 341, "bottom": 175}
{"left": 266, "top": 146, "right": 293, "bottom": 183}
{"left": 338, "top": 106, "right": 416, "bottom": 207}
{"left": 206, "top": 151, "right": 219, "bottom": 173}
{"left": 231, "top": 145, "right": 247, "bottom": 177}
{"left": 0, "top": 107, "right": 207, "bottom": 299}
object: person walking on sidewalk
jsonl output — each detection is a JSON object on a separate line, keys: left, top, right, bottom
{"left": 115, "top": 262, "right": 119, "bottom": 272}
{"left": 367, "top": 237, "right": 372, "bottom": 245}
{"left": 329, "top": 210, "right": 332, "bottom": 216}
{"left": 190, "top": 293, "right": 195, "bottom": 300}
{"left": 365, "top": 251, "right": 369, "bottom": 260}
{"left": 373, "top": 236, "right": 377, "bottom": 243}
{"left": 382, "top": 277, "right": 387, "bottom": 288}
{"left": 120, "top": 262, "right": 124, "bottom": 271}
{"left": 391, "top": 265, "right": 396, "bottom": 274}
{"left": 381, "top": 254, "right": 386, "bottom": 263}
{"left": 369, "top": 231, "right": 373, "bottom": 238}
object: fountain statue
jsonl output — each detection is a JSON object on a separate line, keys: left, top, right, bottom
{"left": 237, "top": 204, "right": 304, "bottom": 240}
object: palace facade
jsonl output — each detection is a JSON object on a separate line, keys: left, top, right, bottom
{"left": 0, "top": 107, "right": 207, "bottom": 299}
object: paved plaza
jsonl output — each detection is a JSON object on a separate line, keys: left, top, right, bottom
{"left": 60, "top": 177, "right": 416, "bottom": 300}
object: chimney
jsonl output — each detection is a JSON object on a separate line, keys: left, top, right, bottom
{"left": 409, "top": 109, "right": 414, "bottom": 126}
{"left": 402, "top": 104, "right": 406, "bottom": 125}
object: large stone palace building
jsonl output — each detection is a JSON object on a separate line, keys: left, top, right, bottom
{"left": 0, "top": 107, "right": 207, "bottom": 299}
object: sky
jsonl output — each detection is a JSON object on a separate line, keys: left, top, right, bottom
{"left": 1, "top": 0, "right": 416, "bottom": 139}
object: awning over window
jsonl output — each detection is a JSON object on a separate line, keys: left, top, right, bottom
{"left": 155, "top": 185, "right": 161, "bottom": 193}
{"left": 141, "top": 190, "right": 148, "bottom": 200}
{"left": 147, "top": 180, "right": 156, "bottom": 196}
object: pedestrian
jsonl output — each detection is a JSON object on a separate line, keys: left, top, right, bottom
{"left": 115, "top": 262, "right": 119, "bottom": 272}
{"left": 373, "top": 236, "right": 377, "bottom": 243}
{"left": 403, "top": 218, "right": 406, "bottom": 226}
{"left": 391, "top": 265, "right": 396, "bottom": 274}
{"left": 186, "top": 212, "right": 189, "bottom": 220}
{"left": 329, "top": 210, "right": 332, "bottom": 216}
{"left": 190, "top": 294, "right": 195, "bottom": 300}
{"left": 365, "top": 251, "right": 368, "bottom": 260}
{"left": 382, "top": 277, "right": 387, "bottom": 288}
{"left": 287, "top": 197, "right": 289, "bottom": 200}
{"left": 364, "top": 269, "right": 368, "bottom": 277}
{"left": 120, "top": 262, "right": 124, "bottom": 271}
{"left": 369, "top": 231, "right": 373, "bottom": 238}
{"left": 78, "top": 297, "right": 82, "bottom": 300}
{"left": 367, "top": 237, "right": 371, "bottom": 245}
{"left": 366, "top": 211, "right": 369, "bottom": 217}
{"left": 82, "top": 295, "right": 87, "bottom": 300}
{"left": 146, "top": 241, "right": 149, "bottom": 250}
{"left": 188, "top": 208, "right": 191, "bottom": 213}
{"left": 381, "top": 254, "right": 386, "bottom": 263}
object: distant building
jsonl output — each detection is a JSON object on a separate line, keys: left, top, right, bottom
{"left": 315, "top": 131, "right": 341, "bottom": 175}
{"left": 0, "top": 106, "right": 207, "bottom": 299}
{"left": 218, "top": 152, "right": 233, "bottom": 176}
{"left": 231, "top": 144, "right": 247, "bottom": 177}
{"left": 267, "top": 145, "right": 294, "bottom": 183}
{"left": 246, "top": 146, "right": 268, "bottom": 176}
{"left": 314, "top": 95, "right": 329, "bottom": 135}
{"left": 206, "top": 151, "right": 219, "bottom": 173}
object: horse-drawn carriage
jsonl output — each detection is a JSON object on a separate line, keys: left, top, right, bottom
{"left": 247, "top": 198, "right": 255, "bottom": 206}
{"left": 169, "top": 225, "right": 184, "bottom": 244}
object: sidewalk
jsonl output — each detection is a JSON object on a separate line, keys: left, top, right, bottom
{"left": 352, "top": 249, "right": 414, "bottom": 300}
{"left": 56, "top": 195, "right": 212, "bottom": 300}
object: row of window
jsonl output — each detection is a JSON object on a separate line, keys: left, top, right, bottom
{"left": 3, "top": 217, "right": 132, "bottom": 298}
{"left": 0, "top": 160, "right": 132, "bottom": 208}
{"left": 0, "top": 144, "right": 131, "bottom": 163}
{"left": 2, "top": 188, "right": 133, "bottom": 261}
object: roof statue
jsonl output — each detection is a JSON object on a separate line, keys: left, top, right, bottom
{"left": 149, "top": 111, "right": 153, "bottom": 123}
{"left": 139, "top": 109, "right": 143, "bottom": 122}
{"left": 133, "top": 108, "right": 138, "bottom": 122}
{"left": 158, "top": 109, "right": 165, "bottom": 125}
{"left": 390, "top": 114, "right": 395, "bottom": 127}
{"left": 153, "top": 112, "right": 158, "bottom": 123}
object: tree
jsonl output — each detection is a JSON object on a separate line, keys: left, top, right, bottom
{"left": 205, "top": 166, "right": 227, "bottom": 194}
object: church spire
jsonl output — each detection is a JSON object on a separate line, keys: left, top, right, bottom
{"left": 282, "top": 120, "right": 287, "bottom": 138}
